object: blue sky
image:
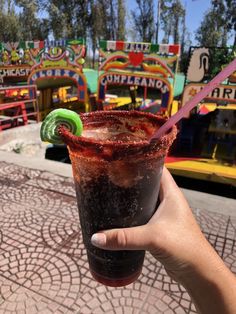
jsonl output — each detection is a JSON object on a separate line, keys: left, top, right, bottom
{"left": 184, "top": 0, "right": 211, "bottom": 39}
{"left": 128, "top": 0, "right": 212, "bottom": 43}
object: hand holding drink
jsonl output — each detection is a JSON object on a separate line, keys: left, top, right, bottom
{"left": 41, "top": 109, "right": 177, "bottom": 286}
{"left": 40, "top": 60, "right": 236, "bottom": 312}
{"left": 92, "top": 166, "right": 236, "bottom": 314}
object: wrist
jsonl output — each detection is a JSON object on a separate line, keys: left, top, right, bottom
{"left": 182, "top": 242, "right": 229, "bottom": 285}
{"left": 178, "top": 245, "right": 236, "bottom": 314}
{"left": 166, "top": 232, "right": 224, "bottom": 284}
{"left": 180, "top": 254, "right": 228, "bottom": 289}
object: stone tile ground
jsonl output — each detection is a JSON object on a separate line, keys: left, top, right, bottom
{"left": 0, "top": 161, "right": 236, "bottom": 314}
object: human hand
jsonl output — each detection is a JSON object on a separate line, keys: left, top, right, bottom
{"left": 91, "top": 166, "right": 220, "bottom": 284}
{"left": 91, "top": 167, "right": 236, "bottom": 313}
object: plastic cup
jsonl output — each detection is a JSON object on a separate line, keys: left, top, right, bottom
{"left": 60, "top": 110, "right": 177, "bottom": 287}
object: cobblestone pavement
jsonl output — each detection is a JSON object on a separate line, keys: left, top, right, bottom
{"left": 0, "top": 161, "right": 236, "bottom": 314}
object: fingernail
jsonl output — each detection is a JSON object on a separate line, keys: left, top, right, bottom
{"left": 91, "top": 233, "right": 106, "bottom": 247}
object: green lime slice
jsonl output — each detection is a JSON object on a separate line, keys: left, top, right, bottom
{"left": 40, "top": 109, "right": 83, "bottom": 144}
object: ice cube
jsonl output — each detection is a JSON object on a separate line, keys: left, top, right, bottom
{"left": 108, "top": 161, "right": 143, "bottom": 188}
{"left": 110, "top": 132, "right": 143, "bottom": 142}
{"left": 82, "top": 128, "right": 110, "bottom": 140}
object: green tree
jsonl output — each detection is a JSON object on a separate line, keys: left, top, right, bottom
{"left": 160, "top": 0, "right": 172, "bottom": 44}
{"left": 108, "top": 0, "right": 116, "bottom": 39}
{"left": 117, "top": 0, "right": 126, "bottom": 40}
{"left": 195, "top": 1, "right": 236, "bottom": 47}
{"left": 179, "top": 7, "right": 192, "bottom": 73}
{"left": 88, "top": 0, "right": 105, "bottom": 68}
{"left": 131, "top": 0, "right": 155, "bottom": 42}
{"left": 160, "top": 0, "right": 185, "bottom": 44}
{"left": 212, "top": 0, "right": 236, "bottom": 46}
{"left": 97, "top": 0, "right": 112, "bottom": 39}
{"left": 88, "top": 0, "right": 126, "bottom": 68}
{"left": 74, "top": 0, "right": 90, "bottom": 39}
{"left": 44, "top": 0, "right": 89, "bottom": 39}
{"left": 171, "top": 0, "right": 184, "bottom": 44}
{"left": 0, "top": 0, "right": 20, "bottom": 42}
{"left": 87, "top": 0, "right": 113, "bottom": 68}
{"left": 15, "top": 0, "right": 49, "bottom": 40}
{"left": 98, "top": 0, "right": 125, "bottom": 41}
{"left": 195, "top": 9, "right": 222, "bottom": 46}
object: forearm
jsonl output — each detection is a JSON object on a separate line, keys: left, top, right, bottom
{"left": 180, "top": 245, "right": 236, "bottom": 314}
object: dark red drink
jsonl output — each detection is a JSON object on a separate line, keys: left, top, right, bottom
{"left": 60, "top": 111, "right": 176, "bottom": 287}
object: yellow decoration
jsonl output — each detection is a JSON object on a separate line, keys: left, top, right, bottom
{"left": 77, "top": 58, "right": 85, "bottom": 65}
{"left": 142, "top": 63, "right": 169, "bottom": 77}
{"left": 11, "top": 50, "right": 20, "bottom": 63}
{"left": 103, "top": 61, "right": 129, "bottom": 71}
{"left": 42, "top": 59, "right": 67, "bottom": 68}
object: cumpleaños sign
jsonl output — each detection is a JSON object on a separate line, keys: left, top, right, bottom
{"left": 100, "top": 74, "right": 169, "bottom": 92}
{"left": 98, "top": 73, "right": 171, "bottom": 108}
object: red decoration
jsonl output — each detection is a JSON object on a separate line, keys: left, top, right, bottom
{"left": 39, "top": 41, "right": 44, "bottom": 49}
{"left": 116, "top": 41, "right": 124, "bottom": 50}
{"left": 128, "top": 52, "right": 144, "bottom": 66}
{"left": 169, "top": 45, "right": 180, "bottom": 54}
{"left": 199, "top": 105, "right": 210, "bottom": 115}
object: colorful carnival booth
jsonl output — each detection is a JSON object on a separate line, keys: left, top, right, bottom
{"left": 0, "top": 39, "right": 89, "bottom": 123}
{"left": 97, "top": 40, "right": 180, "bottom": 115}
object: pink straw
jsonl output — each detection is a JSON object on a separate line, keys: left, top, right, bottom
{"left": 151, "top": 58, "right": 236, "bottom": 140}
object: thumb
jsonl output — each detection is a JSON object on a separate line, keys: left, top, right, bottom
{"left": 91, "top": 225, "right": 151, "bottom": 251}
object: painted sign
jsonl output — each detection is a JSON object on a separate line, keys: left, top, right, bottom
{"left": 99, "top": 40, "right": 180, "bottom": 54}
{"left": 28, "top": 68, "right": 87, "bottom": 101}
{"left": 182, "top": 83, "right": 236, "bottom": 107}
{"left": 0, "top": 66, "right": 31, "bottom": 79}
{"left": 186, "top": 48, "right": 210, "bottom": 82}
{"left": 0, "top": 39, "right": 86, "bottom": 69}
{"left": 98, "top": 72, "right": 172, "bottom": 109}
